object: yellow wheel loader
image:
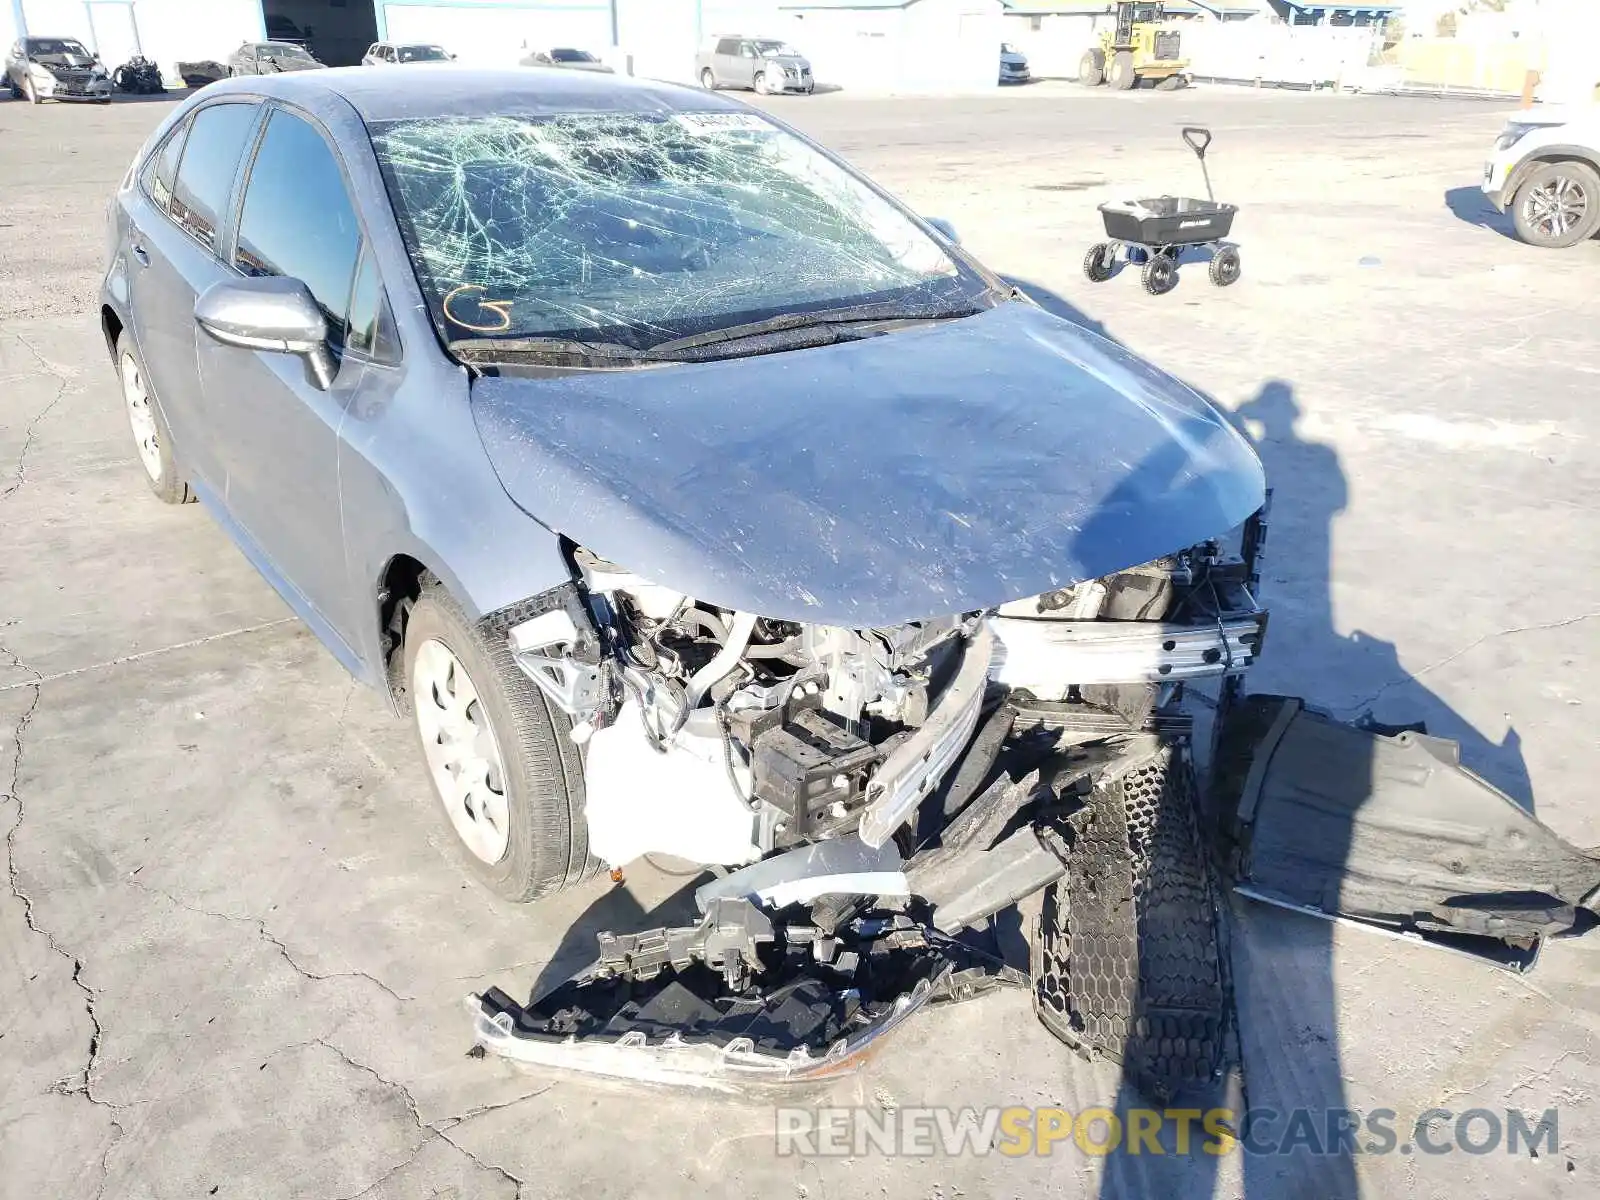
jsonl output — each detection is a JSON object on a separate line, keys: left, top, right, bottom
{"left": 1079, "top": 1, "right": 1190, "bottom": 92}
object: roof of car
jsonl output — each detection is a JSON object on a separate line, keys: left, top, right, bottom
{"left": 199, "top": 65, "right": 737, "bottom": 123}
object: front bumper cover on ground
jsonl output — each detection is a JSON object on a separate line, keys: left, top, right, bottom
{"left": 472, "top": 695, "right": 1600, "bottom": 1096}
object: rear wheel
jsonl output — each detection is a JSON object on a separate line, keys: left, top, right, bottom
{"left": 1083, "top": 243, "right": 1115, "bottom": 282}
{"left": 700, "top": 67, "right": 716, "bottom": 89}
{"left": 1079, "top": 48, "right": 1105, "bottom": 87}
{"left": 1511, "top": 161, "right": 1600, "bottom": 249}
{"left": 1107, "top": 51, "right": 1136, "bottom": 91}
{"left": 404, "top": 581, "right": 598, "bottom": 902}
{"left": 117, "top": 334, "right": 194, "bottom": 504}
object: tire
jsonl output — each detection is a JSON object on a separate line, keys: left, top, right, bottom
{"left": 1107, "top": 51, "right": 1136, "bottom": 91}
{"left": 1510, "top": 160, "right": 1600, "bottom": 249}
{"left": 1083, "top": 242, "right": 1115, "bottom": 282}
{"left": 1142, "top": 253, "right": 1178, "bottom": 295}
{"left": 9, "top": 78, "right": 23, "bottom": 99}
{"left": 1155, "top": 74, "right": 1183, "bottom": 92}
{"left": 116, "top": 334, "right": 194, "bottom": 504}
{"left": 753, "top": 70, "right": 768, "bottom": 95}
{"left": 1079, "top": 48, "right": 1105, "bottom": 87}
{"left": 403, "top": 580, "right": 598, "bottom": 902}
{"left": 1209, "top": 246, "right": 1241, "bottom": 287}
{"left": 700, "top": 68, "right": 716, "bottom": 89}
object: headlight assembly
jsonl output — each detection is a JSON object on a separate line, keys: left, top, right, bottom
{"left": 1496, "top": 122, "right": 1549, "bottom": 151}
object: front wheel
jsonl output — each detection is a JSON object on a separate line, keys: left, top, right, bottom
{"left": 403, "top": 581, "right": 598, "bottom": 901}
{"left": 1107, "top": 51, "right": 1136, "bottom": 91}
{"left": 700, "top": 68, "right": 716, "bottom": 89}
{"left": 753, "top": 70, "right": 769, "bottom": 95}
{"left": 1511, "top": 161, "right": 1600, "bottom": 249}
{"left": 1142, "top": 253, "right": 1179, "bottom": 295}
{"left": 117, "top": 334, "right": 194, "bottom": 504}
{"left": 1079, "top": 49, "right": 1105, "bottom": 87}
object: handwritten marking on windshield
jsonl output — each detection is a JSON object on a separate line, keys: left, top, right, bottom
{"left": 443, "top": 283, "right": 514, "bottom": 332}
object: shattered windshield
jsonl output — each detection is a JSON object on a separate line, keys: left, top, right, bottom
{"left": 370, "top": 110, "right": 979, "bottom": 350}
{"left": 265, "top": 42, "right": 313, "bottom": 60}
{"left": 755, "top": 41, "right": 799, "bottom": 57}
{"left": 26, "top": 38, "right": 93, "bottom": 63}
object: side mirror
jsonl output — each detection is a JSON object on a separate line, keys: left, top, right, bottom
{"left": 195, "top": 276, "right": 336, "bottom": 390}
{"left": 925, "top": 217, "right": 960, "bottom": 245}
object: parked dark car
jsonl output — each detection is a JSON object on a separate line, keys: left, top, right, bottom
{"left": 518, "top": 47, "right": 612, "bottom": 72}
{"left": 5, "top": 36, "right": 113, "bottom": 103}
{"left": 226, "top": 41, "right": 324, "bottom": 76}
{"left": 100, "top": 68, "right": 1264, "bottom": 903}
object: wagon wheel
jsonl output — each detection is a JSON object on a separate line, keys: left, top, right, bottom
{"left": 1209, "top": 246, "right": 1241, "bottom": 287}
{"left": 1083, "top": 243, "right": 1115, "bottom": 283}
{"left": 1142, "top": 252, "right": 1178, "bottom": 296}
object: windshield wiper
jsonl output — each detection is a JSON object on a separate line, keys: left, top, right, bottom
{"left": 645, "top": 301, "right": 991, "bottom": 356}
{"left": 448, "top": 336, "right": 671, "bottom": 366}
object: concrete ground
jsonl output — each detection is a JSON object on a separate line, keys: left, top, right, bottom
{"left": 2, "top": 82, "right": 1596, "bottom": 1200}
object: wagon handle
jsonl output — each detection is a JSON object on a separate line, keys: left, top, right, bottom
{"left": 1182, "top": 127, "right": 1214, "bottom": 201}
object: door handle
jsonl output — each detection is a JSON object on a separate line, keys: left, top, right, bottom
{"left": 129, "top": 241, "right": 150, "bottom": 267}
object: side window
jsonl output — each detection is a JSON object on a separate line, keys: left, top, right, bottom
{"left": 715, "top": 39, "right": 739, "bottom": 56}
{"left": 234, "top": 108, "right": 361, "bottom": 344}
{"left": 170, "top": 103, "right": 258, "bottom": 250}
{"left": 141, "top": 119, "right": 190, "bottom": 213}
{"left": 365, "top": 43, "right": 379, "bottom": 58}
{"left": 345, "top": 245, "right": 399, "bottom": 363}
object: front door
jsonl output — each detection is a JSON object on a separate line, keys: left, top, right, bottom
{"left": 199, "top": 104, "right": 366, "bottom": 654}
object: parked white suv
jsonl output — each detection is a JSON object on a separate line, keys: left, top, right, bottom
{"left": 1481, "top": 106, "right": 1600, "bottom": 248}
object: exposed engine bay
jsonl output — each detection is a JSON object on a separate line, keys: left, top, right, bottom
{"left": 506, "top": 525, "right": 1265, "bottom": 871}
{"left": 475, "top": 508, "right": 1600, "bottom": 1096}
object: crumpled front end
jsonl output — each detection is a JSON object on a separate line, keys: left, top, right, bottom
{"left": 469, "top": 512, "right": 1270, "bottom": 1089}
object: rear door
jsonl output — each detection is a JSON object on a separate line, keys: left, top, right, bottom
{"left": 125, "top": 99, "right": 262, "bottom": 493}
{"left": 713, "top": 38, "right": 741, "bottom": 86}
{"left": 200, "top": 104, "right": 368, "bottom": 652}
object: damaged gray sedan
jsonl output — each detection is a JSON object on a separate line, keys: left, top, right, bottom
{"left": 101, "top": 68, "right": 1600, "bottom": 1092}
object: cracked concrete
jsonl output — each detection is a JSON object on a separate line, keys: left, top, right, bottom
{"left": 2, "top": 88, "right": 1597, "bottom": 1199}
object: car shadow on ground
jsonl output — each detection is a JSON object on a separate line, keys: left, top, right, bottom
{"left": 1443, "top": 184, "right": 1520, "bottom": 240}
{"left": 1011, "top": 276, "right": 1535, "bottom": 1199}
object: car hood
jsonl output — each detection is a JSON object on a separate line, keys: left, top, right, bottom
{"left": 471, "top": 302, "right": 1266, "bottom": 626}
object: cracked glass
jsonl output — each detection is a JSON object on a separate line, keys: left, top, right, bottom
{"left": 369, "top": 110, "right": 981, "bottom": 349}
